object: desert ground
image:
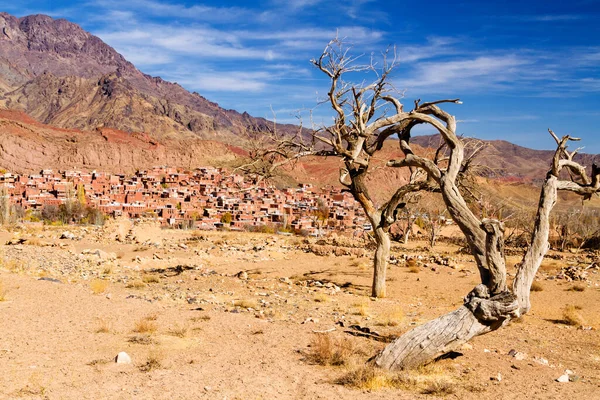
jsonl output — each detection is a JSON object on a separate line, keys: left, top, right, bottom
{"left": 0, "top": 220, "right": 599, "bottom": 400}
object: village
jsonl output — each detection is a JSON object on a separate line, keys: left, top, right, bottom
{"left": 0, "top": 166, "right": 370, "bottom": 235}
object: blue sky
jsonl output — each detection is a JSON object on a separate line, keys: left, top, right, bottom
{"left": 2, "top": 0, "right": 600, "bottom": 152}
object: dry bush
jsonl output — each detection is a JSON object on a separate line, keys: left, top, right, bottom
{"left": 530, "top": 281, "right": 544, "bottom": 292}
{"left": 133, "top": 317, "right": 158, "bottom": 334}
{"left": 406, "top": 258, "right": 418, "bottom": 268}
{"left": 25, "top": 237, "right": 43, "bottom": 246}
{"left": 128, "top": 334, "right": 156, "bottom": 345}
{"left": 168, "top": 324, "right": 189, "bottom": 338}
{"left": 314, "top": 293, "right": 330, "bottom": 303}
{"left": 95, "top": 318, "right": 111, "bottom": 333}
{"left": 189, "top": 315, "right": 211, "bottom": 322}
{"left": 421, "top": 378, "right": 456, "bottom": 395}
{"left": 339, "top": 363, "right": 456, "bottom": 393}
{"left": 305, "top": 334, "right": 359, "bottom": 366}
{"left": 5, "top": 259, "right": 24, "bottom": 273}
{"left": 234, "top": 299, "right": 258, "bottom": 309}
{"left": 126, "top": 280, "right": 146, "bottom": 289}
{"left": 352, "top": 302, "right": 370, "bottom": 317}
{"left": 89, "top": 279, "right": 109, "bottom": 294}
{"left": 568, "top": 284, "right": 586, "bottom": 292}
{"left": 337, "top": 366, "right": 405, "bottom": 390}
{"left": 562, "top": 304, "right": 585, "bottom": 327}
{"left": 376, "top": 306, "right": 405, "bottom": 327}
{"left": 143, "top": 275, "right": 160, "bottom": 284}
{"left": 139, "top": 350, "right": 163, "bottom": 372}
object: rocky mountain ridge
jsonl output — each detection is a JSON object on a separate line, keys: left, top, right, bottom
{"left": 0, "top": 12, "right": 288, "bottom": 140}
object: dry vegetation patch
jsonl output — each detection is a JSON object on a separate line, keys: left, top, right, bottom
{"left": 305, "top": 334, "right": 361, "bottom": 366}
{"left": 133, "top": 316, "right": 158, "bottom": 334}
{"left": 562, "top": 304, "right": 586, "bottom": 327}
{"left": 139, "top": 349, "right": 163, "bottom": 372}
{"left": 89, "top": 278, "right": 109, "bottom": 294}
{"left": 337, "top": 363, "right": 456, "bottom": 394}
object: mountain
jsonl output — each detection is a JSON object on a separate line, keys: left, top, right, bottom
{"left": 0, "top": 109, "right": 238, "bottom": 173}
{"left": 0, "top": 13, "right": 291, "bottom": 141}
{"left": 411, "top": 134, "right": 600, "bottom": 182}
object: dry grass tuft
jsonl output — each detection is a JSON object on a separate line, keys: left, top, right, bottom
{"left": 133, "top": 317, "right": 158, "bottom": 334}
{"left": 126, "top": 280, "right": 146, "bottom": 289}
{"left": 568, "top": 284, "right": 586, "bottom": 292}
{"left": 128, "top": 334, "right": 156, "bottom": 345}
{"left": 530, "top": 281, "right": 544, "bottom": 292}
{"left": 95, "top": 318, "right": 111, "bottom": 333}
{"left": 352, "top": 301, "right": 370, "bottom": 317}
{"left": 376, "top": 306, "right": 405, "bottom": 327}
{"left": 139, "top": 350, "right": 163, "bottom": 372}
{"left": 89, "top": 279, "right": 109, "bottom": 294}
{"left": 562, "top": 304, "right": 585, "bottom": 327}
{"left": 408, "top": 265, "right": 421, "bottom": 273}
{"left": 337, "top": 366, "right": 402, "bottom": 390}
{"left": 168, "top": 324, "right": 189, "bottom": 338}
{"left": 234, "top": 299, "right": 258, "bottom": 309}
{"left": 421, "top": 378, "right": 456, "bottom": 395}
{"left": 339, "top": 363, "right": 456, "bottom": 393}
{"left": 143, "top": 275, "right": 160, "bottom": 284}
{"left": 25, "top": 237, "right": 43, "bottom": 246}
{"left": 189, "top": 315, "right": 211, "bottom": 322}
{"left": 313, "top": 293, "right": 330, "bottom": 303}
{"left": 305, "top": 334, "right": 359, "bottom": 366}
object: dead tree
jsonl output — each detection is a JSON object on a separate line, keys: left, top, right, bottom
{"left": 306, "top": 39, "right": 446, "bottom": 298}
{"left": 374, "top": 129, "right": 600, "bottom": 370}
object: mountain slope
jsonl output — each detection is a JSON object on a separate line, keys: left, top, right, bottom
{"left": 0, "top": 13, "right": 289, "bottom": 140}
{"left": 412, "top": 134, "right": 600, "bottom": 182}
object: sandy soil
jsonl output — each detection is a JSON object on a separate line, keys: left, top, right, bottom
{"left": 0, "top": 223, "right": 599, "bottom": 400}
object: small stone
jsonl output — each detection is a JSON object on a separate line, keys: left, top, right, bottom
{"left": 508, "top": 349, "right": 527, "bottom": 360}
{"left": 556, "top": 374, "right": 570, "bottom": 383}
{"left": 460, "top": 343, "right": 473, "bottom": 351}
{"left": 115, "top": 352, "right": 132, "bottom": 364}
{"left": 60, "top": 231, "right": 75, "bottom": 240}
{"left": 569, "top": 375, "right": 580, "bottom": 382}
{"left": 236, "top": 271, "right": 248, "bottom": 280}
{"left": 565, "top": 369, "right": 575, "bottom": 375}
{"left": 105, "top": 293, "right": 112, "bottom": 299}
{"left": 484, "top": 349, "right": 491, "bottom": 353}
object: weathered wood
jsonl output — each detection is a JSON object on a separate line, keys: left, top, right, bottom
{"left": 372, "top": 226, "right": 390, "bottom": 298}
{"left": 375, "top": 285, "right": 518, "bottom": 370}
{"left": 378, "top": 131, "right": 600, "bottom": 370}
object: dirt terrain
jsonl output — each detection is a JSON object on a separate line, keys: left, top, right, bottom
{"left": 0, "top": 221, "right": 599, "bottom": 399}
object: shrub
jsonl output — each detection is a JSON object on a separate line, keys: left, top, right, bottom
{"left": 562, "top": 304, "right": 585, "bottom": 327}
{"left": 305, "top": 334, "right": 358, "bottom": 366}
{"left": 133, "top": 317, "right": 158, "bottom": 334}
{"left": 90, "top": 279, "right": 109, "bottom": 294}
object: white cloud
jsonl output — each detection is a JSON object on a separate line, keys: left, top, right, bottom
{"left": 399, "top": 54, "right": 536, "bottom": 94}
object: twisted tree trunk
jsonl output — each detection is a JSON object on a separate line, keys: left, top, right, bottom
{"left": 375, "top": 286, "right": 518, "bottom": 369}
